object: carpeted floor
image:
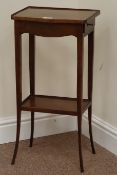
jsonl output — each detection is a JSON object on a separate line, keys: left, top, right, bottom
{"left": 0, "top": 132, "right": 117, "bottom": 175}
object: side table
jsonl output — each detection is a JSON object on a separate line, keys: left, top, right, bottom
{"left": 11, "top": 6, "right": 100, "bottom": 173}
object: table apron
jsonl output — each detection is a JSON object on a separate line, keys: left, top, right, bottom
{"left": 15, "top": 21, "right": 86, "bottom": 37}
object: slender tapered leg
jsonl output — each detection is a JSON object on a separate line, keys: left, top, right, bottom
{"left": 77, "top": 35, "right": 84, "bottom": 173}
{"left": 30, "top": 112, "right": 34, "bottom": 147}
{"left": 29, "top": 34, "right": 35, "bottom": 147}
{"left": 88, "top": 31, "right": 96, "bottom": 154}
{"left": 11, "top": 111, "right": 21, "bottom": 164}
{"left": 88, "top": 106, "right": 95, "bottom": 154}
{"left": 11, "top": 23, "right": 22, "bottom": 164}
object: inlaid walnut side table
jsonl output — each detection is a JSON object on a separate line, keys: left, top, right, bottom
{"left": 11, "top": 6, "right": 100, "bottom": 173}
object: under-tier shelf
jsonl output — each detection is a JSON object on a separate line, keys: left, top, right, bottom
{"left": 21, "top": 95, "right": 91, "bottom": 116}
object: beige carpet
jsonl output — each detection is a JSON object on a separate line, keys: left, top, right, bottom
{"left": 0, "top": 132, "right": 117, "bottom": 175}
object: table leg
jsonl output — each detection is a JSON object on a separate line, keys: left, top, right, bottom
{"left": 88, "top": 31, "right": 96, "bottom": 154}
{"left": 11, "top": 30, "right": 22, "bottom": 164}
{"left": 29, "top": 34, "right": 35, "bottom": 147}
{"left": 77, "top": 34, "right": 84, "bottom": 173}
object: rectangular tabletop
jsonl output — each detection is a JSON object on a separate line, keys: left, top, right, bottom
{"left": 11, "top": 6, "right": 100, "bottom": 24}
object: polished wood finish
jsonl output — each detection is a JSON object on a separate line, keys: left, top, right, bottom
{"left": 21, "top": 95, "right": 91, "bottom": 115}
{"left": 11, "top": 28, "right": 22, "bottom": 165}
{"left": 88, "top": 31, "right": 96, "bottom": 154}
{"left": 29, "top": 34, "right": 35, "bottom": 147}
{"left": 77, "top": 35, "right": 84, "bottom": 172}
{"left": 11, "top": 6, "right": 100, "bottom": 24}
{"left": 11, "top": 7, "right": 100, "bottom": 173}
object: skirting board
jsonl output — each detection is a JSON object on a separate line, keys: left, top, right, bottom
{"left": 82, "top": 113, "right": 117, "bottom": 155}
{"left": 0, "top": 112, "right": 117, "bottom": 155}
{"left": 0, "top": 113, "right": 76, "bottom": 144}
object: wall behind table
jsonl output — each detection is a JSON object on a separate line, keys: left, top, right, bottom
{"left": 78, "top": 0, "right": 117, "bottom": 128}
{"left": 0, "top": 0, "right": 78, "bottom": 117}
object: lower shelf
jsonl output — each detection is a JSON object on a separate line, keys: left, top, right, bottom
{"left": 21, "top": 95, "right": 91, "bottom": 116}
